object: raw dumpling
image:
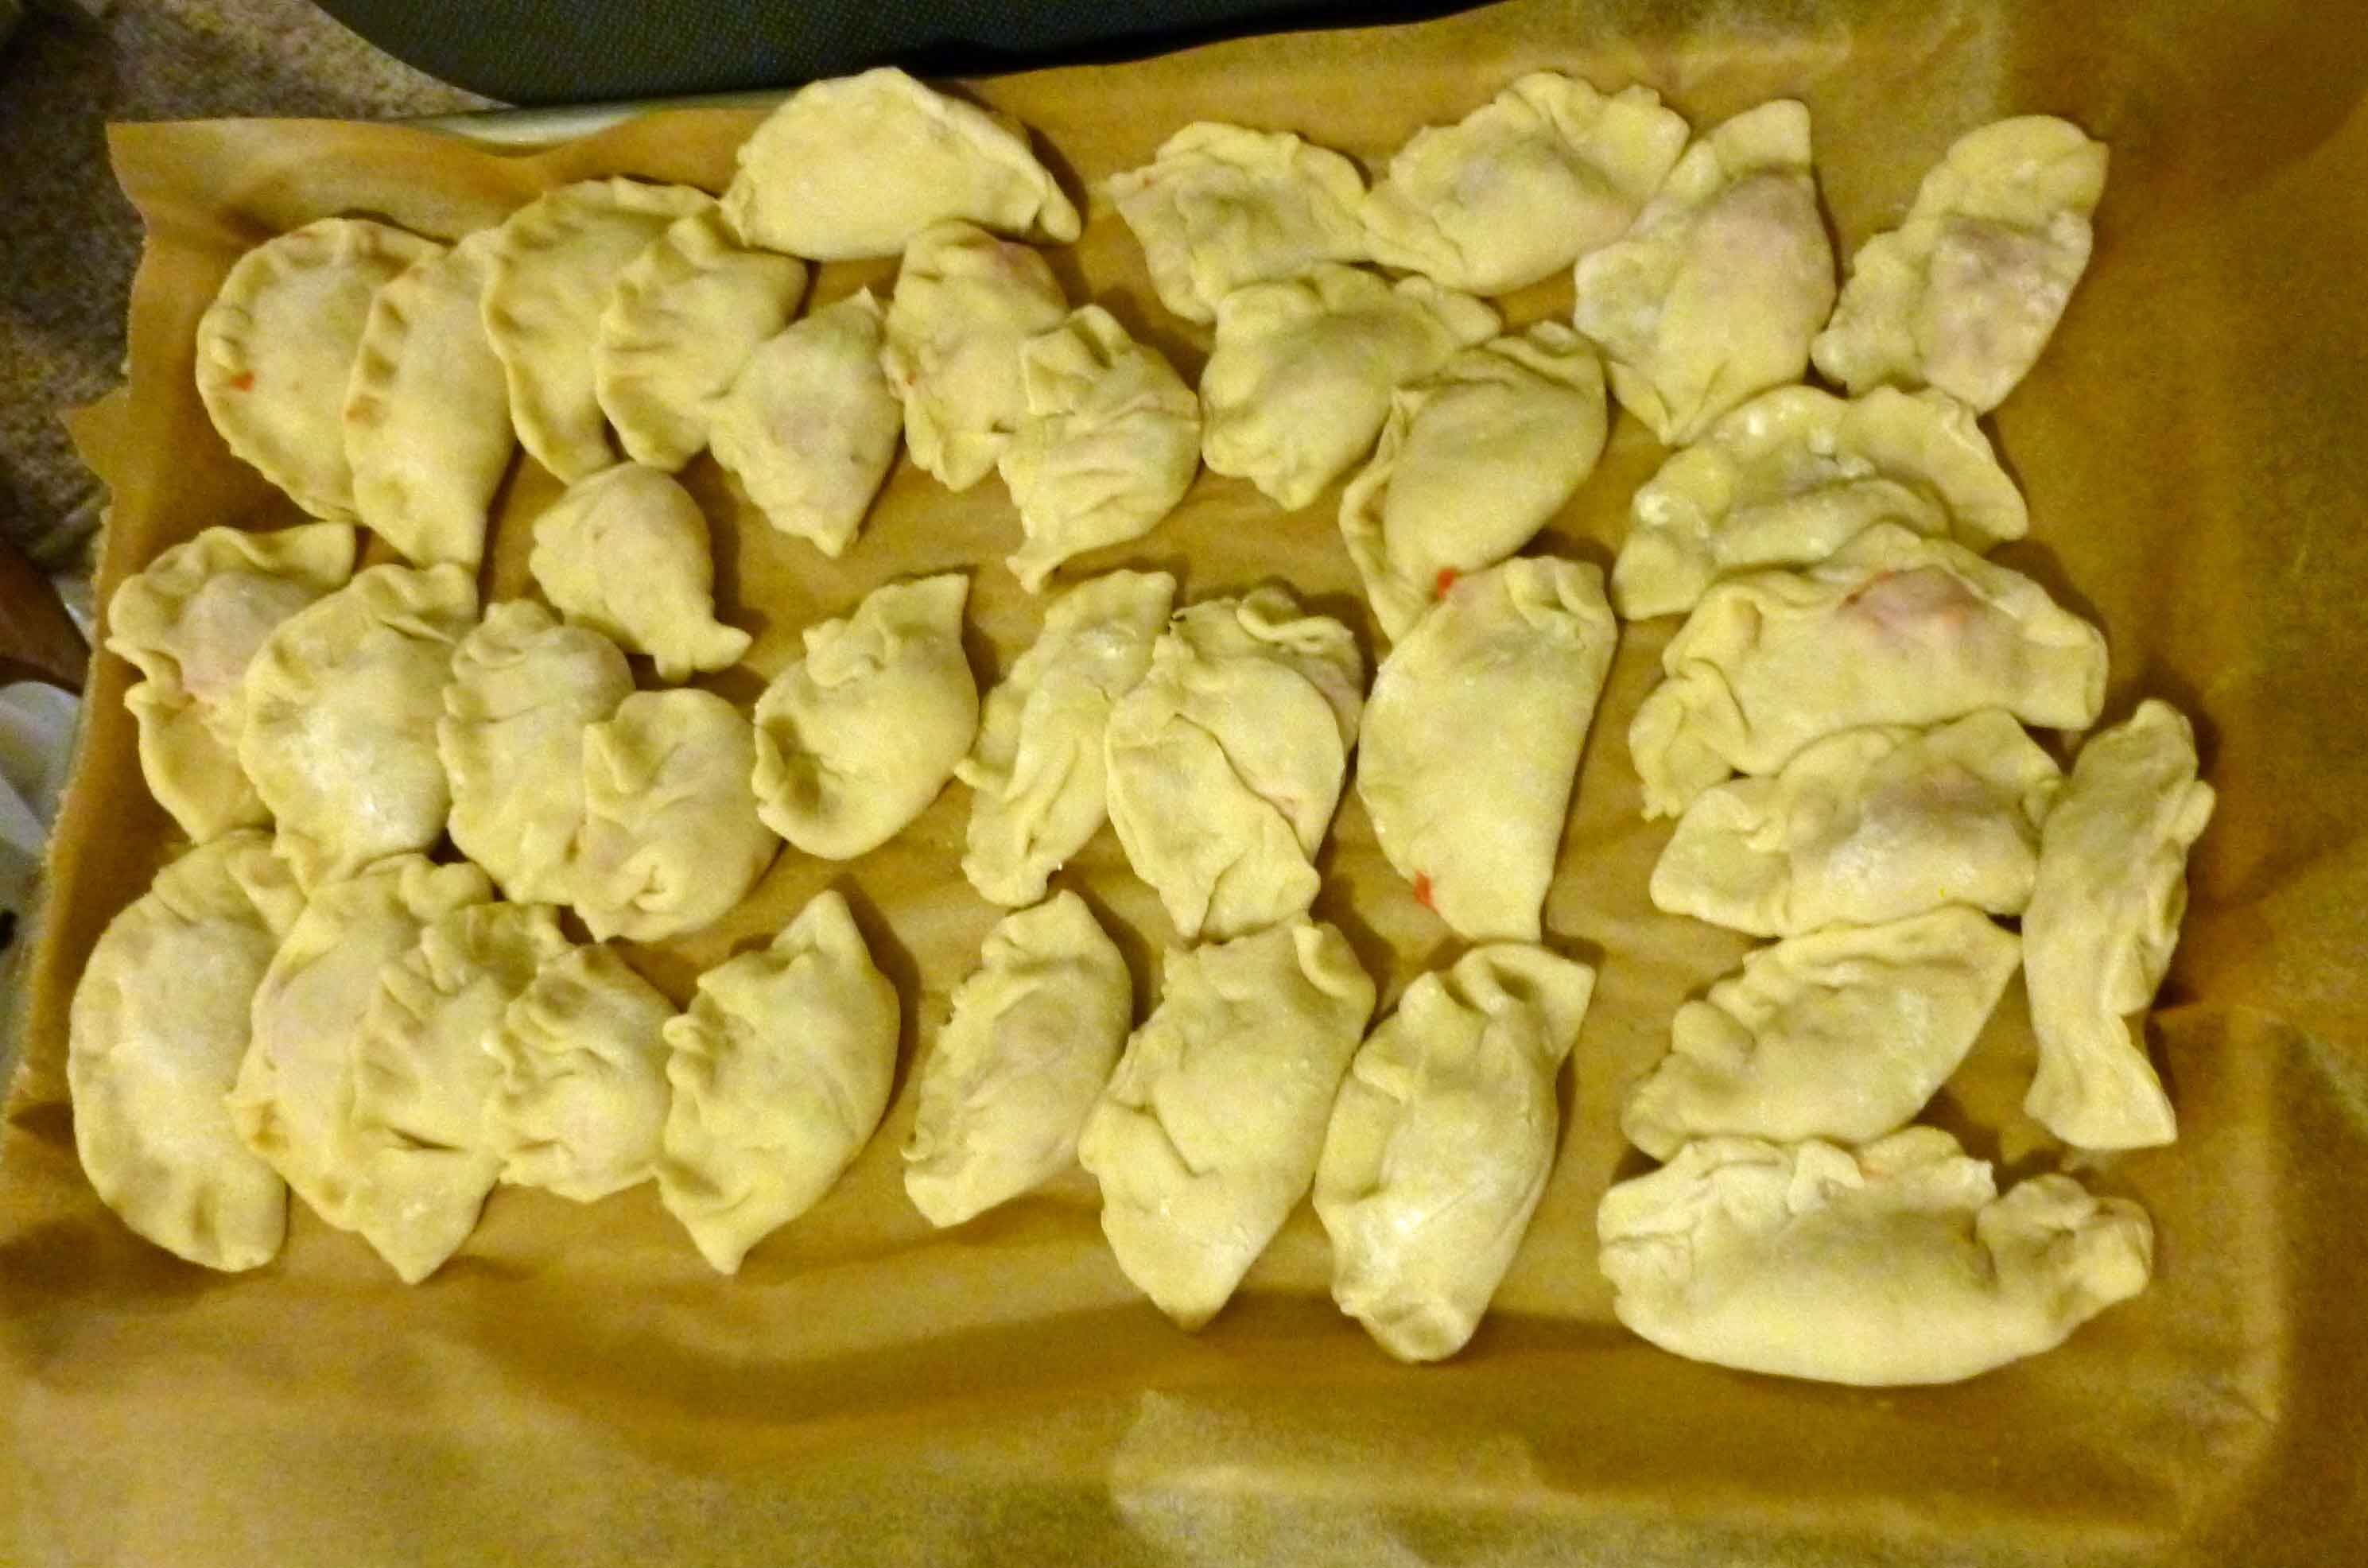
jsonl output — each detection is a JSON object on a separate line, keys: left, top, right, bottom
{"left": 1613, "top": 384, "right": 2029, "bottom": 620}
{"left": 709, "top": 289, "right": 903, "bottom": 557}
{"left": 343, "top": 228, "right": 515, "bottom": 567}
{"left": 106, "top": 522, "right": 356, "bottom": 841}
{"left": 1339, "top": 324, "right": 1606, "bottom": 642}
{"left": 722, "top": 67, "right": 1078, "bottom": 261}
{"left": 881, "top": 221, "right": 1069, "bottom": 491}
{"left": 752, "top": 573, "right": 979, "bottom": 860}
{"left": 1357, "top": 559, "right": 1617, "bottom": 942}
{"left": 528, "top": 464, "right": 751, "bottom": 681}
{"left": 1104, "top": 586, "right": 1365, "bottom": 941}
{"left": 1362, "top": 72, "right": 1689, "bottom": 295}
{"left": 1628, "top": 522, "right": 2107, "bottom": 818}
{"left": 2022, "top": 700, "right": 2215, "bottom": 1151}
{"left": 1814, "top": 116, "right": 2107, "bottom": 412}
{"left": 481, "top": 177, "right": 714, "bottom": 481}
{"left": 1000, "top": 305, "right": 1201, "bottom": 592}
{"left": 1201, "top": 264, "right": 1500, "bottom": 510}
{"left": 575, "top": 689, "right": 779, "bottom": 943}
{"left": 1110, "top": 122, "right": 1370, "bottom": 325}
{"left": 658, "top": 890, "right": 899, "bottom": 1273}
{"left": 68, "top": 832, "right": 305, "bottom": 1271}
{"left": 1620, "top": 906, "right": 2022, "bottom": 1160}
{"left": 903, "top": 891, "right": 1133, "bottom": 1227}
{"left": 1314, "top": 945, "right": 1596, "bottom": 1362}
{"left": 958, "top": 569, "right": 1174, "bottom": 906}
{"left": 487, "top": 944, "right": 676, "bottom": 1202}
{"left": 1597, "top": 1128, "right": 2154, "bottom": 1385}
{"left": 195, "top": 216, "right": 442, "bottom": 520}
{"left": 1571, "top": 99, "right": 1836, "bottom": 445}
{"left": 595, "top": 207, "right": 809, "bottom": 471}
{"left": 1077, "top": 919, "right": 1376, "bottom": 1329}
{"left": 239, "top": 562, "right": 479, "bottom": 888}
{"left": 1652, "top": 710, "right": 2062, "bottom": 936}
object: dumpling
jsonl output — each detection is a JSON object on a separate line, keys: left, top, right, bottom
{"left": 1597, "top": 1128, "right": 2154, "bottom": 1385}
{"left": 239, "top": 563, "right": 479, "bottom": 888}
{"left": 1357, "top": 559, "right": 1617, "bottom": 942}
{"left": 880, "top": 221, "right": 1069, "bottom": 491}
{"left": 105, "top": 522, "right": 356, "bottom": 841}
{"left": 1000, "top": 305, "right": 1201, "bottom": 592}
{"left": 1628, "top": 522, "right": 2107, "bottom": 818}
{"left": 1200, "top": 265, "right": 1500, "bottom": 510}
{"left": 1362, "top": 72, "right": 1689, "bottom": 295}
{"left": 751, "top": 573, "right": 978, "bottom": 860}
{"left": 1339, "top": 324, "right": 1607, "bottom": 642}
{"left": 1652, "top": 711, "right": 2061, "bottom": 936}
{"left": 1104, "top": 586, "right": 1365, "bottom": 941}
{"left": 575, "top": 689, "right": 779, "bottom": 943}
{"left": 1314, "top": 945, "right": 1596, "bottom": 1363}
{"left": 1613, "top": 384, "right": 2029, "bottom": 620}
{"left": 958, "top": 569, "right": 1174, "bottom": 906}
{"left": 1571, "top": 99, "right": 1836, "bottom": 445}
{"left": 2022, "top": 700, "right": 2215, "bottom": 1151}
{"left": 68, "top": 831, "right": 305, "bottom": 1271}
{"left": 1620, "top": 906, "right": 2022, "bottom": 1160}
{"left": 1077, "top": 919, "right": 1376, "bottom": 1329}
{"left": 481, "top": 177, "right": 714, "bottom": 481}
{"left": 343, "top": 227, "right": 515, "bottom": 568}
{"left": 194, "top": 216, "right": 442, "bottom": 519}
{"left": 658, "top": 890, "right": 899, "bottom": 1273}
{"left": 528, "top": 464, "right": 751, "bottom": 681}
{"left": 438, "top": 601, "right": 633, "bottom": 906}
{"left": 487, "top": 944, "right": 676, "bottom": 1202}
{"left": 1814, "top": 116, "right": 2108, "bottom": 412}
{"left": 594, "top": 207, "right": 809, "bottom": 472}
{"left": 903, "top": 892, "right": 1133, "bottom": 1228}
{"left": 709, "top": 289, "right": 903, "bottom": 557}
{"left": 722, "top": 66, "right": 1078, "bottom": 261}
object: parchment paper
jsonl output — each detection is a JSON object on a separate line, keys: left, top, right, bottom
{"left": 8, "top": 1, "right": 2368, "bottom": 1562}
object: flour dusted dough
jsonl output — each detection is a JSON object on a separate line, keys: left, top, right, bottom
{"left": 529, "top": 464, "right": 751, "bottom": 681}
{"left": 1314, "top": 945, "right": 1595, "bottom": 1362}
{"left": 1597, "top": 1128, "right": 2153, "bottom": 1385}
{"left": 881, "top": 221, "right": 1069, "bottom": 491}
{"left": 487, "top": 944, "right": 676, "bottom": 1202}
{"left": 1077, "top": 920, "right": 1376, "bottom": 1328}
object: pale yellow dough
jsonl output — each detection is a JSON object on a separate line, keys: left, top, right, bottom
{"left": 529, "top": 464, "right": 751, "bottom": 681}
{"left": 487, "top": 944, "right": 677, "bottom": 1204}
{"left": 881, "top": 221, "right": 1069, "bottom": 491}
{"left": 710, "top": 289, "right": 903, "bottom": 557}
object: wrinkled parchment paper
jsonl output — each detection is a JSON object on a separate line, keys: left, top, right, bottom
{"left": 7, "top": 1, "right": 2367, "bottom": 1562}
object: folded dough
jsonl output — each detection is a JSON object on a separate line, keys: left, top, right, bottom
{"left": 709, "top": 289, "right": 903, "bottom": 557}
{"left": 529, "top": 464, "right": 751, "bottom": 681}
{"left": 1597, "top": 1128, "right": 2153, "bottom": 1385}
{"left": 68, "top": 832, "right": 305, "bottom": 1271}
{"left": 1104, "top": 585, "right": 1365, "bottom": 941}
{"left": 195, "top": 216, "right": 442, "bottom": 520}
{"left": 1339, "top": 323, "right": 1606, "bottom": 642}
{"left": 658, "top": 890, "right": 899, "bottom": 1272}
{"left": 752, "top": 573, "right": 979, "bottom": 860}
{"left": 239, "top": 562, "right": 478, "bottom": 888}
{"left": 1000, "top": 305, "right": 1201, "bottom": 592}
{"left": 881, "top": 221, "right": 1069, "bottom": 491}
{"left": 1362, "top": 72, "right": 1689, "bottom": 295}
{"left": 487, "top": 944, "right": 676, "bottom": 1203}
{"left": 1814, "top": 116, "right": 2108, "bottom": 412}
{"left": 959, "top": 569, "right": 1174, "bottom": 906}
{"left": 106, "top": 522, "right": 356, "bottom": 842}
{"left": 1613, "top": 384, "right": 2028, "bottom": 620}
{"left": 1621, "top": 906, "right": 2022, "bottom": 1160}
{"left": 1109, "top": 122, "right": 1369, "bottom": 324}
{"left": 903, "top": 891, "right": 1133, "bottom": 1228}
{"left": 1077, "top": 920, "right": 1376, "bottom": 1328}
{"left": 722, "top": 67, "right": 1078, "bottom": 261}
{"left": 1628, "top": 522, "right": 2107, "bottom": 818}
{"left": 1572, "top": 99, "right": 1836, "bottom": 445}
{"left": 1201, "top": 265, "right": 1500, "bottom": 510}
{"left": 1357, "top": 558, "right": 1617, "bottom": 942}
{"left": 343, "top": 227, "right": 515, "bottom": 568}
{"left": 2022, "top": 699, "right": 2215, "bottom": 1150}
{"left": 1314, "top": 945, "right": 1596, "bottom": 1362}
